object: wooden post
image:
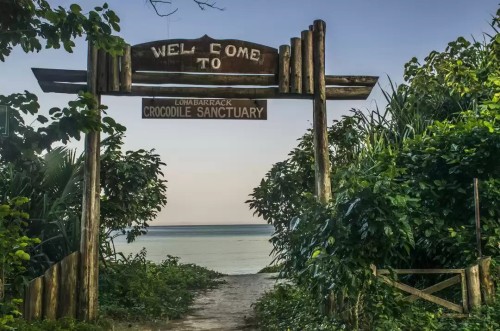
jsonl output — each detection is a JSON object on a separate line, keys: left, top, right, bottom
{"left": 43, "top": 263, "right": 60, "bottom": 320}
{"left": 97, "top": 49, "right": 108, "bottom": 93}
{"left": 24, "top": 277, "right": 43, "bottom": 321}
{"left": 460, "top": 270, "right": 469, "bottom": 313}
{"left": 108, "top": 54, "right": 120, "bottom": 92}
{"left": 301, "top": 30, "right": 314, "bottom": 94}
{"left": 120, "top": 44, "right": 132, "bottom": 93}
{"left": 61, "top": 252, "right": 80, "bottom": 318}
{"left": 278, "top": 45, "right": 290, "bottom": 93}
{"left": 479, "top": 257, "right": 495, "bottom": 305}
{"left": 473, "top": 178, "right": 482, "bottom": 258}
{"left": 312, "top": 20, "right": 332, "bottom": 203}
{"left": 466, "top": 264, "right": 481, "bottom": 310}
{"left": 79, "top": 41, "right": 101, "bottom": 321}
{"left": 290, "top": 37, "right": 302, "bottom": 94}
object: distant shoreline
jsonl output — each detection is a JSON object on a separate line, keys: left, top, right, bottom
{"left": 147, "top": 223, "right": 271, "bottom": 227}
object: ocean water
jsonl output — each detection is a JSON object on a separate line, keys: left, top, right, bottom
{"left": 112, "top": 224, "right": 275, "bottom": 275}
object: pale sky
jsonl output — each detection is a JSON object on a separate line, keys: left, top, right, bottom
{"left": 1, "top": 0, "right": 498, "bottom": 225}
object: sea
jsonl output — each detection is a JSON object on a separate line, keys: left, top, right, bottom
{"left": 112, "top": 224, "right": 275, "bottom": 275}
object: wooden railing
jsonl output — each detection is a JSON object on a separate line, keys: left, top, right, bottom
{"left": 23, "top": 251, "right": 80, "bottom": 321}
{"left": 373, "top": 257, "right": 495, "bottom": 318}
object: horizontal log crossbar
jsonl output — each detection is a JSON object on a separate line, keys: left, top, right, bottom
{"left": 33, "top": 68, "right": 376, "bottom": 100}
{"left": 38, "top": 81, "right": 373, "bottom": 100}
{"left": 377, "top": 269, "right": 465, "bottom": 275}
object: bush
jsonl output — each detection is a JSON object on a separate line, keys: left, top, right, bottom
{"left": 99, "top": 249, "right": 223, "bottom": 321}
{"left": 12, "top": 318, "right": 111, "bottom": 331}
{"left": 255, "top": 283, "right": 343, "bottom": 331}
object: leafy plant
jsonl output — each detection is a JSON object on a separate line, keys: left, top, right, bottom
{"left": 99, "top": 249, "right": 223, "bottom": 321}
{"left": 0, "top": 198, "right": 39, "bottom": 329}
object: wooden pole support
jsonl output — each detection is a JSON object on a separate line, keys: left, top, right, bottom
{"left": 278, "top": 45, "right": 290, "bottom": 93}
{"left": 43, "top": 263, "right": 60, "bottom": 320}
{"left": 120, "top": 44, "right": 132, "bottom": 93}
{"left": 79, "top": 41, "right": 101, "bottom": 322}
{"left": 290, "top": 37, "right": 302, "bottom": 94}
{"left": 301, "top": 30, "right": 314, "bottom": 94}
{"left": 466, "top": 264, "right": 482, "bottom": 310}
{"left": 312, "top": 19, "right": 332, "bottom": 203}
{"left": 479, "top": 257, "right": 495, "bottom": 305}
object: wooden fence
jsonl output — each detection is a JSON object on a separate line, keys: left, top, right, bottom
{"left": 23, "top": 251, "right": 80, "bottom": 321}
{"left": 373, "top": 257, "right": 495, "bottom": 317}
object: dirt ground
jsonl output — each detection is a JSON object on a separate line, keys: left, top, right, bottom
{"left": 113, "top": 273, "right": 278, "bottom": 331}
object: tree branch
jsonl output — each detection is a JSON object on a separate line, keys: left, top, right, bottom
{"left": 147, "top": 0, "right": 223, "bottom": 17}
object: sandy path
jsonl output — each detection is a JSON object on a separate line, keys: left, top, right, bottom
{"left": 168, "top": 273, "right": 277, "bottom": 331}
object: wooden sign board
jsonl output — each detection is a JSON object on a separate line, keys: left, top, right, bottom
{"left": 142, "top": 98, "right": 267, "bottom": 120}
{"left": 132, "top": 35, "right": 278, "bottom": 74}
{"left": 0, "top": 105, "right": 7, "bottom": 136}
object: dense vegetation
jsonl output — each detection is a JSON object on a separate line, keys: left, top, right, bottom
{"left": 0, "top": 1, "right": 223, "bottom": 329}
{"left": 250, "top": 8, "right": 500, "bottom": 331}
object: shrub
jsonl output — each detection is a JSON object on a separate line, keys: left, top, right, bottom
{"left": 99, "top": 249, "right": 223, "bottom": 321}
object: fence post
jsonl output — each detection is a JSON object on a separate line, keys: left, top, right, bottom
{"left": 60, "top": 252, "right": 80, "bottom": 318}
{"left": 478, "top": 257, "right": 495, "bottom": 305}
{"left": 466, "top": 264, "right": 481, "bottom": 310}
{"left": 24, "top": 277, "right": 43, "bottom": 321}
{"left": 43, "top": 263, "right": 60, "bottom": 320}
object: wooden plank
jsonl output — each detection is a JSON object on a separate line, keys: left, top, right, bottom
{"left": 60, "top": 251, "right": 80, "bottom": 318}
{"left": 108, "top": 55, "right": 120, "bottom": 92}
{"left": 120, "top": 44, "right": 132, "bottom": 92}
{"left": 31, "top": 67, "right": 377, "bottom": 87}
{"left": 479, "top": 257, "right": 495, "bottom": 305}
{"left": 301, "top": 30, "right": 313, "bottom": 94}
{"left": 25, "top": 277, "right": 43, "bottom": 321}
{"left": 290, "top": 37, "right": 302, "bottom": 93}
{"left": 377, "top": 269, "right": 465, "bottom": 275}
{"left": 325, "top": 75, "right": 378, "bottom": 87}
{"left": 379, "top": 275, "right": 464, "bottom": 313}
{"left": 278, "top": 45, "right": 290, "bottom": 93}
{"left": 31, "top": 68, "right": 87, "bottom": 82}
{"left": 466, "top": 265, "right": 481, "bottom": 310}
{"left": 312, "top": 19, "right": 332, "bottom": 204}
{"left": 97, "top": 49, "right": 107, "bottom": 93}
{"left": 79, "top": 40, "right": 101, "bottom": 322}
{"left": 43, "top": 263, "right": 60, "bottom": 320}
{"left": 405, "top": 275, "right": 460, "bottom": 302}
{"left": 131, "top": 36, "right": 279, "bottom": 74}
{"left": 38, "top": 81, "right": 372, "bottom": 100}
{"left": 461, "top": 270, "right": 469, "bottom": 313}
{"left": 133, "top": 72, "right": 277, "bottom": 86}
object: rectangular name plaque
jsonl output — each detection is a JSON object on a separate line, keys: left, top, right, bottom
{"left": 142, "top": 98, "right": 267, "bottom": 120}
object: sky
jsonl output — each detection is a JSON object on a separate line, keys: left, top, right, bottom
{"left": 1, "top": 0, "right": 498, "bottom": 225}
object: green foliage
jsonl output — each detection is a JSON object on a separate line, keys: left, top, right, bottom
{"left": 13, "top": 317, "right": 111, "bottom": 331}
{"left": 257, "top": 282, "right": 500, "bottom": 331}
{"left": 249, "top": 8, "right": 500, "bottom": 330}
{"left": 99, "top": 249, "right": 223, "bottom": 321}
{"left": 258, "top": 264, "right": 282, "bottom": 273}
{"left": 0, "top": 199, "right": 39, "bottom": 329}
{"left": 0, "top": 134, "right": 168, "bottom": 275}
{"left": 100, "top": 134, "right": 167, "bottom": 250}
{"left": 255, "top": 284, "right": 342, "bottom": 331}
{"left": 0, "top": 0, "right": 124, "bottom": 61}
